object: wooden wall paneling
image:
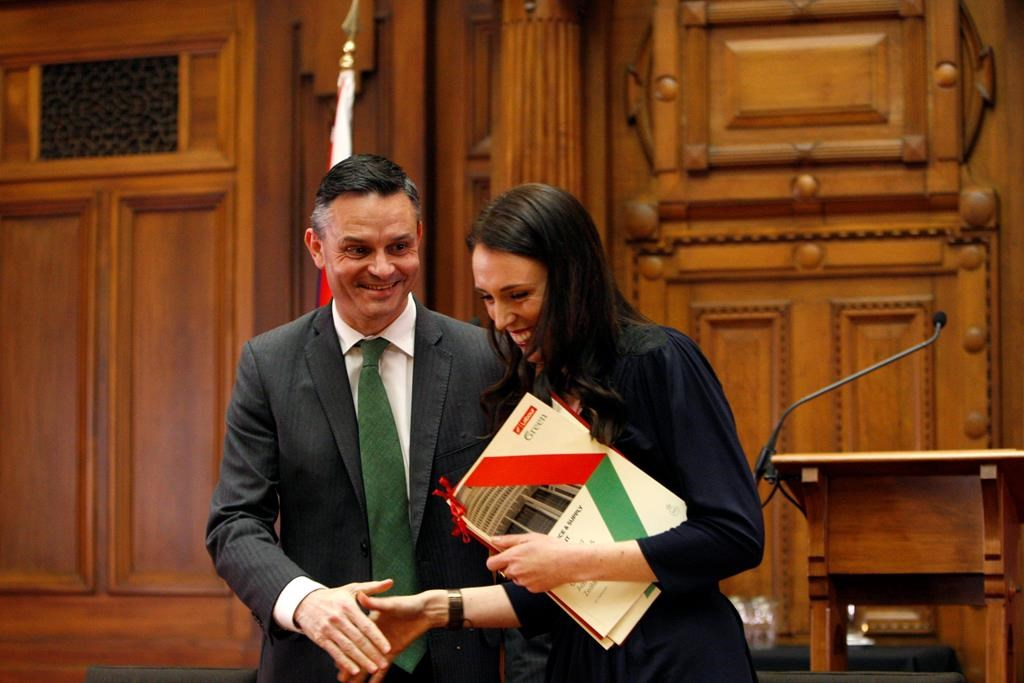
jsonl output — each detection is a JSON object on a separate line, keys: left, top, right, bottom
{"left": 997, "top": 0, "right": 1024, "bottom": 454}
{"left": 655, "top": 0, "right": 682, "bottom": 175}
{"left": 292, "top": 51, "right": 330, "bottom": 317}
{"left": 654, "top": 0, "right": 959, "bottom": 212}
{"left": 0, "top": 65, "right": 39, "bottom": 162}
{"left": 927, "top": 0, "right": 960, "bottom": 193}
{"left": 0, "top": 0, "right": 258, "bottom": 676}
{"left": 634, "top": 252, "right": 669, "bottom": 324}
{"left": 949, "top": 237, "right": 996, "bottom": 449}
{"left": 692, "top": 304, "right": 790, "bottom": 605}
{"left": 832, "top": 301, "right": 934, "bottom": 453}
{"left": 109, "top": 190, "right": 234, "bottom": 595}
{"left": 613, "top": 0, "right": 662, "bottom": 284}
{"left": 251, "top": 0, "right": 298, "bottom": 332}
{"left": 492, "top": 0, "right": 583, "bottom": 195}
{"left": 430, "top": 0, "right": 496, "bottom": 321}
{"left": 629, "top": 223, "right": 994, "bottom": 644}
{"left": 0, "top": 1, "right": 242, "bottom": 183}
{"left": 581, "top": 0, "right": 611, "bottom": 247}
{"left": 388, "top": 0, "right": 427, "bottom": 203}
{"left": 0, "top": 199, "right": 96, "bottom": 594}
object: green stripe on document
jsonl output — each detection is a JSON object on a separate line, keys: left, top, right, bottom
{"left": 587, "top": 456, "right": 647, "bottom": 540}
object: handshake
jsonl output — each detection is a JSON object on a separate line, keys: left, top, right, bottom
{"left": 294, "top": 533, "right": 572, "bottom": 682}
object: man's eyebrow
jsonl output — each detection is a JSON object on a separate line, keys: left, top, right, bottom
{"left": 339, "top": 233, "right": 415, "bottom": 244}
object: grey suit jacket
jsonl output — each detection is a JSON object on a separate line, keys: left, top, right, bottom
{"left": 206, "top": 300, "right": 503, "bottom": 682}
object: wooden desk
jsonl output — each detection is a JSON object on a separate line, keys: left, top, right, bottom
{"left": 772, "top": 450, "right": 1024, "bottom": 682}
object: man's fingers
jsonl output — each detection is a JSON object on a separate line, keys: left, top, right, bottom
{"left": 319, "top": 636, "right": 363, "bottom": 677}
{"left": 339, "top": 600, "right": 392, "bottom": 655}
{"left": 348, "top": 578, "right": 394, "bottom": 597}
{"left": 311, "top": 610, "right": 390, "bottom": 675}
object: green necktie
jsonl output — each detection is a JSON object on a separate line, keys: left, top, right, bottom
{"left": 357, "top": 338, "right": 426, "bottom": 673}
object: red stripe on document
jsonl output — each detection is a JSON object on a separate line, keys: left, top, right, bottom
{"left": 464, "top": 453, "right": 605, "bottom": 487}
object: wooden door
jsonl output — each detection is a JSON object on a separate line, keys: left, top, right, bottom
{"left": 0, "top": 1, "right": 257, "bottom": 679}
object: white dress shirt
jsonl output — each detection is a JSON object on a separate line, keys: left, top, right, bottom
{"left": 272, "top": 295, "right": 417, "bottom": 632}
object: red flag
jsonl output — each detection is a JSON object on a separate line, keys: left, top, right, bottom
{"left": 316, "top": 67, "right": 356, "bottom": 308}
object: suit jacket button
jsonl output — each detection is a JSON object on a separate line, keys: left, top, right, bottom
{"left": 360, "top": 539, "right": 369, "bottom": 557}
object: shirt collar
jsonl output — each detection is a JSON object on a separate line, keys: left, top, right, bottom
{"left": 332, "top": 294, "right": 416, "bottom": 357}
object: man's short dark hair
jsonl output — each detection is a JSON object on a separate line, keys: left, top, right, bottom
{"left": 310, "top": 154, "right": 421, "bottom": 236}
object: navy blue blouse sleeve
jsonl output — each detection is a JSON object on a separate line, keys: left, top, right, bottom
{"left": 621, "top": 328, "right": 764, "bottom": 596}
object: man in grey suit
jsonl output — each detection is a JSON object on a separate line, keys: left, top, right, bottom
{"left": 206, "top": 154, "right": 503, "bottom": 682}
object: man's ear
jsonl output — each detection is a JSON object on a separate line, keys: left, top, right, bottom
{"left": 304, "top": 227, "right": 325, "bottom": 269}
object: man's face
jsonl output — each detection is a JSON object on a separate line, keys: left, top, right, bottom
{"left": 305, "top": 192, "right": 422, "bottom": 336}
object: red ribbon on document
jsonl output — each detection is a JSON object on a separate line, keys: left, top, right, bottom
{"left": 432, "top": 476, "right": 472, "bottom": 543}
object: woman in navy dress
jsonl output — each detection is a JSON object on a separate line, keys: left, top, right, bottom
{"left": 343, "top": 183, "right": 764, "bottom": 683}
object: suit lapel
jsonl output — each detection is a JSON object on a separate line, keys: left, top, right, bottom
{"left": 305, "top": 306, "right": 365, "bottom": 512}
{"left": 408, "top": 303, "right": 450, "bottom": 543}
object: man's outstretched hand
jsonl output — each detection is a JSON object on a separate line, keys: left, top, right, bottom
{"left": 294, "top": 579, "right": 396, "bottom": 678}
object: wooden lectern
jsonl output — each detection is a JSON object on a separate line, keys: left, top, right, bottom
{"left": 772, "top": 450, "right": 1024, "bottom": 682}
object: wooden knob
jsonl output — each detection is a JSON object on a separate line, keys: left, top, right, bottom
{"left": 963, "top": 326, "right": 987, "bottom": 353}
{"left": 638, "top": 256, "right": 664, "bottom": 280}
{"left": 959, "top": 186, "right": 996, "bottom": 228}
{"left": 623, "top": 200, "right": 658, "bottom": 239}
{"left": 958, "top": 245, "right": 985, "bottom": 270}
{"left": 794, "top": 243, "right": 824, "bottom": 269}
{"left": 934, "top": 62, "right": 958, "bottom": 88}
{"left": 654, "top": 76, "right": 679, "bottom": 102}
{"left": 793, "top": 174, "right": 820, "bottom": 200}
{"left": 964, "top": 411, "right": 989, "bottom": 439}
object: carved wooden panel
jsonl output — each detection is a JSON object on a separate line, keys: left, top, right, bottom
{"left": 832, "top": 301, "right": 934, "bottom": 452}
{"left": 629, "top": 229, "right": 995, "bottom": 636}
{"left": 0, "top": 0, "right": 239, "bottom": 181}
{"left": 692, "top": 305, "right": 794, "bottom": 616}
{"left": 0, "top": 201, "right": 95, "bottom": 593}
{"left": 645, "top": 0, "right": 960, "bottom": 211}
{"left": 110, "top": 192, "right": 233, "bottom": 595}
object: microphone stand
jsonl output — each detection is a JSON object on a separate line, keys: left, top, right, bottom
{"left": 753, "top": 312, "right": 948, "bottom": 497}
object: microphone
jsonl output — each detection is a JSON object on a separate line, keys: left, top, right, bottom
{"left": 753, "top": 311, "right": 948, "bottom": 484}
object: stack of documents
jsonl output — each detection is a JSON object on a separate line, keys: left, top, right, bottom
{"left": 448, "top": 392, "right": 687, "bottom": 648}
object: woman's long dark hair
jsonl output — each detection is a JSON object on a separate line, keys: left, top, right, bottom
{"left": 467, "top": 183, "right": 647, "bottom": 445}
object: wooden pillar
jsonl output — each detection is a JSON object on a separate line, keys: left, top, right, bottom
{"left": 493, "top": 0, "right": 583, "bottom": 196}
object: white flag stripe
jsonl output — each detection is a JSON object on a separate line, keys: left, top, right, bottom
{"left": 330, "top": 69, "right": 355, "bottom": 167}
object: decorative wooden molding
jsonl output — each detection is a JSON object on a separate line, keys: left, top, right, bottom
{"left": 901, "top": 135, "right": 927, "bottom": 162}
{"left": 0, "top": 37, "right": 236, "bottom": 181}
{"left": 960, "top": 1, "right": 995, "bottom": 162}
{"left": 654, "top": 0, "right": 681, "bottom": 173}
{"left": 930, "top": 0, "right": 960, "bottom": 162}
{"left": 706, "top": 139, "right": 906, "bottom": 168}
{"left": 638, "top": 223, "right": 970, "bottom": 252}
{"left": 492, "top": 0, "right": 582, "bottom": 195}
{"left": 625, "top": 24, "right": 655, "bottom": 169}
{"left": 702, "top": 0, "right": 904, "bottom": 25}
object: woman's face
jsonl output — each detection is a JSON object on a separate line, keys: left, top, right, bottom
{"left": 472, "top": 244, "right": 548, "bottom": 362}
